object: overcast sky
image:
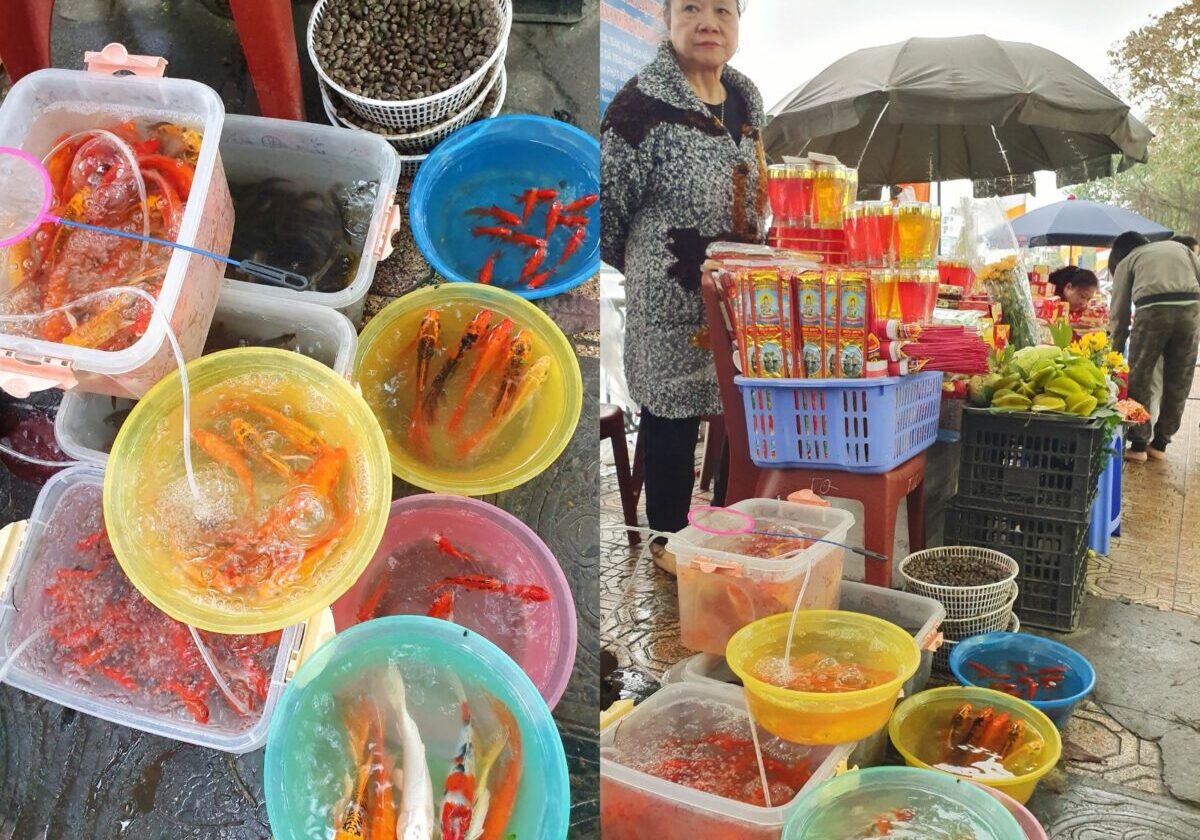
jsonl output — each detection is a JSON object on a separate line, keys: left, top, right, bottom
{"left": 732, "top": 0, "right": 1181, "bottom": 207}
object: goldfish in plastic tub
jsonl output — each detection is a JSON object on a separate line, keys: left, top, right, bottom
{"left": 330, "top": 493, "right": 577, "bottom": 709}
{"left": 104, "top": 347, "right": 391, "bottom": 634}
{"left": 600, "top": 682, "right": 852, "bottom": 840}
{"left": 0, "top": 467, "right": 299, "bottom": 752}
{"left": 354, "top": 284, "right": 583, "bottom": 496}
{"left": 888, "top": 686, "right": 1062, "bottom": 805}
{"left": 781, "top": 766, "right": 1025, "bottom": 840}
{"left": 726, "top": 611, "right": 920, "bottom": 745}
{"left": 264, "top": 615, "right": 569, "bottom": 840}
{"left": 670, "top": 500, "right": 854, "bottom": 656}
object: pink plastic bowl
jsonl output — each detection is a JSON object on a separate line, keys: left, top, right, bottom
{"left": 977, "top": 782, "right": 1049, "bottom": 840}
{"left": 330, "top": 493, "right": 577, "bottom": 709}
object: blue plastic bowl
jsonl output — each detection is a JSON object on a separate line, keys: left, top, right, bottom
{"left": 264, "top": 615, "right": 570, "bottom": 839}
{"left": 410, "top": 115, "right": 600, "bottom": 300}
{"left": 949, "top": 631, "right": 1096, "bottom": 729}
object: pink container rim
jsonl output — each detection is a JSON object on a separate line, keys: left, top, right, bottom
{"left": 976, "top": 782, "right": 1049, "bottom": 840}
{"left": 338, "top": 492, "right": 577, "bottom": 709}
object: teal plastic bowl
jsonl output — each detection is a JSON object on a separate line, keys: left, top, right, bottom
{"left": 264, "top": 615, "right": 569, "bottom": 839}
{"left": 783, "top": 766, "right": 1025, "bottom": 840}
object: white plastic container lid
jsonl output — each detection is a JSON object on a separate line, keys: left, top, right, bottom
{"left": 53, "top": 286, "right": 358, "bottom": 465}
{"left": 0, "top": 68, "right": 227, "bottom": 384}
{"left": 601, "top": 681, "right": 851, "bottom": 829}
{"left": 669, "top": 499, "right": 854, "bottom": 576}
{"left": 0, "top": 466, "right": 303, "bottom": 753}
{"left": 216, "top": 113, "right": 402, "bottom": 322}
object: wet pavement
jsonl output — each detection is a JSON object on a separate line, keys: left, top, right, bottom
{"left": 600, "top": 370, "right": 1200, "bottom": 837}
{"left": 1, "top": 1, "right": 600, "bottom": 837}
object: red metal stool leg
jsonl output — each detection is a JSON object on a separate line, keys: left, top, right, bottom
{"left": 228, "top": 0, "right": 305, "bottom": 120}
{"left": 0, "top": 0, "right": 55, "bottom": 84}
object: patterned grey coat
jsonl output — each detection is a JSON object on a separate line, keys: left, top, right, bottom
{"left": 601, "top": 42, "right": 768, "bottom": 419}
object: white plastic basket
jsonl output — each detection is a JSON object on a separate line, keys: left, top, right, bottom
{"left": 319, "top": 68, "right": 505, "bottom": 177}
{"left": 307, "top": 0, "right": 512, "bottom": 130}
{"left": 900, "top": 547, "right": 1019, "bottom": 619}
{"left": 935, "top": 612, "right": 1020, "bottom": 672}
{"left": 939, "top": 583, "right": 1019, "bottom": 641}
{"left": 324, "top": 61, "right": 507, "bottom": 154}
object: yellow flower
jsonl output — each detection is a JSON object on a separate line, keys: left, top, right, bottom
{"left": 1100, "top": 365, "right": 1110, "bottom": 376}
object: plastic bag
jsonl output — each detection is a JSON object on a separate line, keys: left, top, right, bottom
{"left": 968, "top": 198, "right": 1039, "bottom": 348}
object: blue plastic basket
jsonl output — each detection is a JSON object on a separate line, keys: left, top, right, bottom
{"left": 736, "top": 371, "right": 942, "bottom": 473}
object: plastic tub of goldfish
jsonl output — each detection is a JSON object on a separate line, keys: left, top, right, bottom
{"left": 263, "top": 614, "right": 569, "bottom": 840}
{"left": 103, "top": 347, "right": 391, "bottom": 634}
{"left": 354, "top": 283, "right": 582, "bottom": 495}
{"left": 726, "top": 611, "right": 921, "bottom": 745}
{"left": 781, "top": 766, "right": 1025, "bottom": 840}
{"left": 330, "top": 493, "right": 577, "bottom": 708}
{"left": 669, "top": 501, "right": 855, "bottom": 656}
{"left": 0, "top": 467, "right": 300, "bottom": 752}
{"left": 887, "top": 686, "right": 1062, "bottom": 805}
{"left": 600, "top": 681, "right": 852, "bottom": 840}
{"left": 0, "top": 69, "right": 232, "bottom": 399}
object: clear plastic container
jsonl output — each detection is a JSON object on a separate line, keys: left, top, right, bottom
{"left": 0, "top": 69, "right": 232, "bottom": 399}
{"left": 669, "top": 500, "right": 854, "bottom": 656}
{"left": 54, "top": 286, "right": 358, "bottom": 464}
{"left": 0, "top": 466, "right": 302, "bottom": 753}
{"left": 600, "top": 682, "right": 852, "bottom": 840}
{"left": 217, "top": 114, "right": 402, "bottom": 326}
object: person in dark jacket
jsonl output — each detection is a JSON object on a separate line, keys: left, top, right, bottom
{"left": 1108, "top": 231, "right": 1200, "bottom": 462}
{"left": 601, "top": 0, "right": 767, "bottom": 573}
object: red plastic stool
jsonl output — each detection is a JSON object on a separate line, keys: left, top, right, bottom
{"left": 754, "top": 455, "right": 927, "bottom": 588}
{"left": 0, "top": 0, "right": 305, "bottom": 121}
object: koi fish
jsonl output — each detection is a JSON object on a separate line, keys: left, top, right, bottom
{"left": 383, "top": 665, "right": 436, "bottom": 840}
{"left": 427, "top": 590, "right": 456, "bottom": 621}
{"left": 556, "top": 214, "right": 589, "bottom": 227}
{"left": 440, "top": 674, "right": 476, "bottom": 840}
{"left": 555, "top": 227, "right": 587, "bottom": 268}
{"left": 426, "top": 310, "right": 492, "bottom": 417}
{"left": 356, "top": 573, "right": 390, "bottom": 623}
{"left": 478, "top": 251, "right": 501, "bottom": 285}
{"left": 527, "top": 269, "right": 555, "bottom": 290}
{"left": 449, "top": 320, "right": 516, "bottom": 434}
{"left": 472, "top": 226, "right": 513, "bottom": 241}
{"left": 458, "top": 356, "right": 552, "bottom": 458}
{"left": 477, "top": 695, "right": 523, "bottom": 840}
{"left": 562, "top": 193, "right": 598, "bottom": 213}
{"left": 544, "top": 201, "right": 561, "bottom": 239}
{"left": 519, "top": 247, "right": 547, "bottom": 285}
{"left": 435, "top": 534, "right": 474, "bottom": 563}
{"left": 514, "top": 188, "right": 557, "bottom": 224}
{"left": 506, "top": 232, "right": 547, "bottom": 249}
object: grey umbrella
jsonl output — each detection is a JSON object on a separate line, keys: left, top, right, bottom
{"left": 764, "top": 35, "right": 1153, "bottom": 196}
{"left": 1009, "top": 199, "right": 1172, "bottom": 247}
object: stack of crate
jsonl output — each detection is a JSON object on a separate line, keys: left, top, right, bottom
{"left": 945, "top": 408, "right": 1112, "bottom": 631}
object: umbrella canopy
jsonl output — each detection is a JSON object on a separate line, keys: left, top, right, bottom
{"left": 1010, "top": 199, "right": 1173, "bottom": 247}
{"left": 765, "top": 35, "right": 1153, "bottom": 196}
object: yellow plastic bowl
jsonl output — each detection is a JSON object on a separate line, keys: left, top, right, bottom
{"left": 353, "top": 284, "right": 583, "bottom": 495}
{"left": 104, "top": 347, "right": 391, "bottom": 634}
{"left": 888, "top": 686, "right": 1063, "bottom": 805}
{"left": 725, "top": 610, "right": 921, "bottom": 745}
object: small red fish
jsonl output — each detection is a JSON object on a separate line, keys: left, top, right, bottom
{"left": 467, "top": 205, "right": 523, "bottom": 227}
{"left": 557, "top": 215, "right": 589, "bottom": 227}
{"left": 555, "top": 226, "right": 587, "bottom": 267}
{"left": 519, "top": 247, "right": 547, "bottom": 284}
{"left": 517, "top": 189, "right": 539, "bottom": 225}
{"left": 356, "top": 573, "right": 389, "bottom": 623}
{"left": 507, "top": 232, "right": 547, "bottom": 249}
{"left": 478, "top": 250, "right": 501, "bottom": 285}
{"left": 562, "top": 193, "right": 598, "bottom": 213}
{"left": 429, "top": 574, "right": 551, "bottom": 603}
{"left": 427, "top": 590, "right": 456, "bottom": 621}
{"left": 544, "top": 201, "right": 561, "bottom": 239}
{"left": 472, "top": 226, "right": 512, "bottom": 240}
{"left": 434, "top": 534, "right": 474, "bottom": 563}
{"left": 527, "top": 268, "right": 555, "bottom": 289}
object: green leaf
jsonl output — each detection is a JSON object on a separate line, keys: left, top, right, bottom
{"left": 1049, "top": 318, "right": 1074, "bottom": 350}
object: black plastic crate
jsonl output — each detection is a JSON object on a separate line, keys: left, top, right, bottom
{"left": 945, "top": 500, "right": 1090, "bottom": 632}
{"left": 957, "top": 408, "right": 1111, "bottom": 518}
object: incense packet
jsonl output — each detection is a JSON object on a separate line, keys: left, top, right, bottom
{"left": 797, "top": 269, "right": 826, "bottom": 378}
{"left": 837, "top": 270, "right": 869, "bottom": 378}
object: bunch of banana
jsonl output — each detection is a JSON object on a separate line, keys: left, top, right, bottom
{"left": 966, "top": 346, "right": 1111, "bottom": 416}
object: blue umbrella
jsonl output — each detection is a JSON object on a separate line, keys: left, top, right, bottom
{"left": 1010, "top": 199, "right": 1172, "bottom": 247}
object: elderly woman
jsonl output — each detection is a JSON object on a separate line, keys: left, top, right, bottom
{"left": 601, "top": 0, "right": 767, "bottom": 573}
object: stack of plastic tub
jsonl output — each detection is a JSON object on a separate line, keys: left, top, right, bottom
{"left": 54, "top": 287, "right": 358, "bottom": 465}
{"left": 0, "top": 67, "right": 232, "bottom": 399}
{"left": 662, "top": 580, "right": 945, "bottom": 769}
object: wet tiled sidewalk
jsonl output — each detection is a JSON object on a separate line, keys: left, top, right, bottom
{"left": 601, "top": 376, "right": 1200, "bottom": 836}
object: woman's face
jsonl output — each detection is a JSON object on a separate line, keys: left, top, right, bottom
{"left": 666, "top": 0, "right": 739, "bottom": 73}
{"left": 1064, "top": 282, "right": 1097, "bottom": 313}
